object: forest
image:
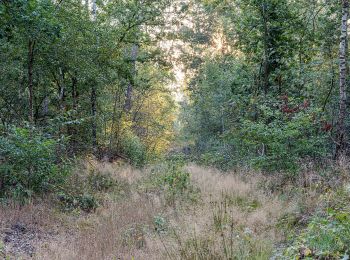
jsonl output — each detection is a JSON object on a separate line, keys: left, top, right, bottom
{"left": 1, "top": 0, "right": 350, "bottom": 259}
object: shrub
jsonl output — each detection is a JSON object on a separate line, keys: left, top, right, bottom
{"left": 88, "top": 170, "right": 116, "bottom": 192}
{"left": 162, "top": 163, "right": 190, "bottom": 194}
{"left": 0, "top": 126, "right": 69, "bottom": 201}
{"left": 284, "top": 209, "right": 350, "bottom": 259}
{"left": 239, "top": 104, "right": 328, "bottom": 173}
{"left": 153, "top": 214, "right": 168, "bottom": 233}
{"left": 57, "top": 191, "right": 98, "bottom": 212}
{"left": 140, "top": 162, "right": 199, "bottom": 204}
{"left": 120, "top": 132, "right": 147, "bottom": 167}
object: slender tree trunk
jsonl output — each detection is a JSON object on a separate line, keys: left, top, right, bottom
{"left": 28, "top": 39, "right": 35, "bottom": 123}
{"left": 71, "top": 75, "right": 78, "bottom": 110}
{"left": 91, "top": 84, "right": 97, "bottom": 150}
{"left": 261, "top": 2, "right": 269, "bottom": 94}
{"left": 92, "top": 0, "right": 96, "bottom": 20}
{"left": 335, "top": 0, "right": 349, "bottom": 158}
{"left": 298, "top": 37, "right": 305, "bottom": 91}
{"left": 91, "top": 0, "right": 98, "bottom": 151}
{"left": 42, "top": 96, "right": 49, "bottom": 117}
{"left": 109, "top": 89, "right": 120, "bottom": 149}
{"left": 124, "top": 44, "right": 139, "bottom": 112}
{"left": 68, "top": 75, "right": 78, "bottom": 154}
{"left": 322, "top": 49, "right": 335, "bottom": 112}
{"left": 27, "top": 39, "right": 35, "bottom": 178}
{"left": 58, "top": 67, "right": 65, "bottom": 112}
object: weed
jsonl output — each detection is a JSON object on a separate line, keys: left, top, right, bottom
{"left": 122, "top": 224, "right": 147, "bottom": 249}
{"left": 57, "top": 192, "right": 98, "bottom": 212}
{"left": 154, "top": 215, "right": 168, "bottom": 234}
{"left": 140, "top": 162, "right": 200, "bottom": 205}
{"left": 88, "top": 170, "right": 116, "bottom": 192}
{"left": 284, "top": 186, "right": 350, "bottom": 259}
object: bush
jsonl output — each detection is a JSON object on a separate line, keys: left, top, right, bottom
{"left": 88, "top": 170, "right": 116, "bottom": 192}
{"left": 153, "top": 214, "right": 168, "bottom": 233}
{"left": 239, "top": 104, "right": 328, "bottom": 173}
{"left": 0, "top": 126, "right": 69, "bottom": 201}
{"left": 284, "top": 209, "right": 350, "bottom": 259}
{"left": 120, "top": 132, "right": 147, "bottom": 167}
{"left": 57, "top": 191, "right": 98, "bottom": 212}
{"left": 141, "top": 161, "right": 199, "bottom": 204}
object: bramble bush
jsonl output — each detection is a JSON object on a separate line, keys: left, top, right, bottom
{"left": 284, "top": 187, "right": 350, "bottom": 259}
{"left": 284, "top": 210, "right": 350, "bottom": 259}
{"left": 0, "top": 126, "right": 69, "bottom": 201}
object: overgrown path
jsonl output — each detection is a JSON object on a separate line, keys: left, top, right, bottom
{"left": 1, "top": 162, "right": 295, "bottom": 259}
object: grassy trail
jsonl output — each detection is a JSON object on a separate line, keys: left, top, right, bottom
{"left": 1, "top": 162, "right": 297, "bottom": 259}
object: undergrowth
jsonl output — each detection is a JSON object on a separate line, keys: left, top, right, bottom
{"left": 138, "top": 161, "right": 200, "bottom": 206}
{"left": 1, "top": 156, "right": 350, "bottom": 260}
{"left": 284, "top": 186, "right": 350, "bottom": 259}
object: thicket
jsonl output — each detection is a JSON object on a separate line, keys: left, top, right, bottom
{"left": 0, "top": 126, "right": 68, "bottom": 202}
{"left": 181, "top": 0, "right": 340, "bottom": 173}
{"left": 0, "top": 0, "right": 177, "bottom": 201}
{"left": 176, "top": 1, "right": 350, "bottom": 256}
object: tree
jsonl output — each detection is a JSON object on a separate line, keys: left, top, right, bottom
{"left": 335, "top": 0, "right": 349, "bottom": 158}
{"left": 91, "top": 0, "right": 98, "bottom": 151}
{"left": 124, "top": 44, "right": 139, "bottom": 112}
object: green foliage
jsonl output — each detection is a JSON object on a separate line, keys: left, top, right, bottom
{"left": 57, "top": 191, "right": 98, "bottom": 213}
{"left": 153, "top": 214, "right": 168, "bottom": 233}
{"left": 141, "top": 162, "right": 199, "bottom": 204}
{"left": 0, "top": 0, "right": 175, "bottom": 165}
{"left": 181, "top": 0, "right": 337, "bottom": 172}
{"left": 0, "top": 126, "right": 68, "bottom": 201}
{"left": 239, "top": 103, "right": 328, "bottom": 172}
{"left": 284, "top": 187, "right": 350, "bottom": 259}
{"left": 120, "top": 132, "right": 147, "bottom": 167}
{"left": 88, "top": 170, "right": 116, "bottom": 192}
{"left": 183, "top": 54, "right": 330, "bottom": 172}
{"left": 284, "top": 209, "right": 350, "bottom": 259}
{"left": 161, "top": 163, "right": 190, "bottom": 195}
{"left": 56, "top": 164, "right": 122, "bottom": 212}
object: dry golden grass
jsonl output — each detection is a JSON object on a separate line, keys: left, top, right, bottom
{"left": 36, "top": 198, "right": 166, "bottom": 260}
{"left": 0, "top": 201, "right": 61, "bottom": 259}
{"left": 35, "top": 161, "right": 167, "bottom": 260}
{"left": 3, "top": 160, "right": 338, "bottom": 260}
{"left": 161, "top": 164, "right": 298, "bottom": 259}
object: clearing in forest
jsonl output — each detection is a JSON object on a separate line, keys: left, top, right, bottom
{"left": 1, "top": 162, "right": 299, "bottom": 259}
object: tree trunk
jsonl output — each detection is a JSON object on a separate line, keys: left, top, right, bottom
{"left": 335, "top": 0, "right": 349, "bottom": 158}
{"left": 124, "top": 44, "right": 139, "bottom": 112}
{"left": 261, "top": 2, "right": 269, "bottom": 94}
{"left": 91, "top": 85, "right": 97, "bottom": 149}
{"left": 68, "top": 75, "right": 78, "bottom": 154}
{"left": 109, "top": 89, "right": 120, "bottom": 149}
{"left": 91, "top": 0, "right": 98, "bottom": 151}
{"left": 28, "top": 39, "right": 35, "bottom": 123}
{"left": 58, "top": 67, "right": 65, "bottom": 112}
{"left": 71, "top": 75, "right": 78, "bottom": 110}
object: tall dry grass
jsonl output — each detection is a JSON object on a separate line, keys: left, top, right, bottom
{"left": 6, "top": 159, "right": 344, "bottom": 259}
{"left": 161, "top": 164, "right": 297, "bottom": 260}
{"left": 35, "top": 161, "right": 167, "bottom": 260}
{"left": 36, "top": 162, "right": 300, "bottom": 260}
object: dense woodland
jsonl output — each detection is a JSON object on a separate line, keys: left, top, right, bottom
{"left": 1, "top": 0, "right": 350, "bottom": 259}
{"left": 182, "top": 0, "right": 349, "bottom": 171}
